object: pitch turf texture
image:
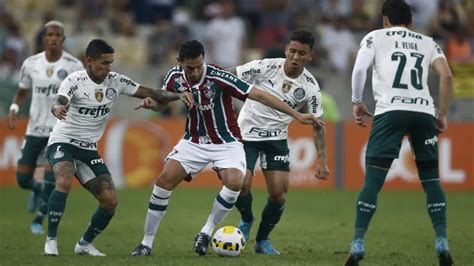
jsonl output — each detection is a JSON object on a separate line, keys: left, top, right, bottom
{"left": 1, "top": 187, "right": 472, "bottom": 265}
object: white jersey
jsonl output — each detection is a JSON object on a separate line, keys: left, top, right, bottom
{"left": 48, "top": 70, "right": 140, "bottom": 150}
{"left": 359, "top": 26, "right": 446, "bottom": 116}
{"left": 236, "top": 58, "right": 323, "bottom": 141}
{"left": 19, "top": 51, "right": 83, "bottom": 137}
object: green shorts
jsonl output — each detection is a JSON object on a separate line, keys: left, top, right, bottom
{"left": 47, "top": 143, "right": 110, "bottom": 184}
{"left": 244, "top": 139, "right": 290, "bottom": 173}
{"left": 17, "top": 135, "right": 49, "bottom": 166}
{"left": 366, "top": 111, "right": 438, "bottom": 161}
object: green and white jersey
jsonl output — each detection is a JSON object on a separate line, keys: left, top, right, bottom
{"left": 19, "top": 51, "right": 83, "bottom": 137}
{"left": 236, "top": 58, "right": 323, "bottom": 141}
{"left": 48, "top": 70, "right": 140, "bottom": 150}
{"left": 359, "top": 26, "right": 445, "bottom": 116}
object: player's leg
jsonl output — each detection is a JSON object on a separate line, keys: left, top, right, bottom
{"left": 193, "top": 141, "right": 246, "bottom": 256}
{"left": 31, "top": 163, "right": 55, "bottom": 235}
{"left": 45, "top": 143, "right": 75, "bottom": 256}
{"left": 345, "top": 112, "right": 405, "bottom": 265}
{"left": 409, "top": 113, "right": 453, "bottom": 265}
{"left": 235, "top": 141, "right": 259, "bottom": 242}
{"left": 132, "top": 140, "right": 204, "bottom": 256}
{"left": 17, "top": 136, "right": 45, "bottom": 212}
{"left": 253, "top": 140, "right": 290, "bottom": 255}
{"left": 253, "top": 170, "right": 288, "bottom": 255}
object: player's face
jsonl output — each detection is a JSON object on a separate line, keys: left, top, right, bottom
{"left": 179, "top": 55, "right": 204, "bottom": 85}
{"left": 284, "top": 41, "right": 312, "bottom": 72}
{"left": 87, "top": 53, "right": 114, "bottom": 82}
{"left": 43, "top": 26, "right": 65, "bottom": 52}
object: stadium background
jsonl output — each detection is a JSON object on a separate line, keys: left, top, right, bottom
{"left": 0, "top": 0, "right": 472, "bottom": 190}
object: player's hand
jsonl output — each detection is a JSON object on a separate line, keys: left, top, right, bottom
{"left": 135, "top": 97, "right": 158, "bottom": 110}
{"left": 353, "top": 102, "right": 372, "bottom": 127}
{"left": 315, "top": 161, "right": 330, "bottom": 180}
{"left": 296, "top": 113, "right": 326, "bottom": 126}
{"left": 53, "top": 104, "right": 69, "bottom": 120}
{"left": 180, "top": 91, "right": 194, "bottom": 108}
{"left": 436, "top": 114, "right": 448, "bottom": 133}
{"left": 7, "top": 111, "right": 18, "bottom": 129}
{"left": 7, "top": 111, "right": 17, "bottom": 129}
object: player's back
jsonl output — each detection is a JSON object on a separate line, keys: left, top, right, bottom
{"left": 365, "top": 26, "right": 445, "bottom": 117}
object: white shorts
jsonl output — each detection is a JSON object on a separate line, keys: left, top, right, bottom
{"left": 166, "top": 139, "right": 247, "bottom": 178}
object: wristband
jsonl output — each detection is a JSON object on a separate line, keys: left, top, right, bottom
{"left": 9, "top": 103, "right": 19, "bottom": 114}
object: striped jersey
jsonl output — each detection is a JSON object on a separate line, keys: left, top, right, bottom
{"left": 19, "top": 51, "right": 84, "bottom": 137}
{"left": 359, "top": 26, "right": 446, "bottom": 116}
{"left": 162, "top": 64, "right": 253, "bottom": 144}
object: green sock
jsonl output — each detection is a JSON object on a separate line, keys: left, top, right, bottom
{"left": 235, "top": 192, "right": 254, "bottom": 223}
{"left": 47, "top": 190, "right": 68, "bottom": 238}
{"left": 353, "top": 165, "right": 388, "bottom": 240}
{"left": 420, "top": 168, "right": 447, "bottom": 238}
{"left": 255, "top": 200, "right": 285, "bottom": 242}
{"left": 38, "top": 171, "right": 55, "bottom": 216}
{"left": 17, "top": 172, "right": 42, "bottom": 193}
{"left": 82, "top": 207, "right": 115, "bottom": 243}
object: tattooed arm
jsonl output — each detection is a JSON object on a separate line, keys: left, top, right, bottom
{"left": 51, "top": 95, "right": 70, "bottom": 120}
{"left": 133, "top": 86, "right": 193, "bottom": 111}
{"left": 313, "top": 122, "right": 330, "bottom": 180}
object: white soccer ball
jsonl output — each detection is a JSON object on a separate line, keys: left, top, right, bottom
{"left": 211, "top": 226, "right": 246, "bottom": 257}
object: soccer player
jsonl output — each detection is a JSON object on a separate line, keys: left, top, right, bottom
{"left": 130, "top": 40, "right": 320, "bottom": 256}
{"left": 7, "top": 21, "right": 84, "bottom": 235}
{"left": 228, "top": 29, "right": 330, "bottom": 255}
{"left": 344, "top": 1, "right": 454, "bottom": 265}
{"left": 43, "top": 39, "right": 193, "bottom": 256}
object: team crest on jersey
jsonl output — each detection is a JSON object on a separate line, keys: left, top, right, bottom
{"left": 57, "top": 69, "right": 68, "bottom": 80}
{"left": 293, "top": 87, "right": 305, "bottom": 101}
{"left": 106, "top": 88, "right": 117, "bottom": 100}
{"left": 203, "top": 88, "right": 216, "bottom": 99}
{"left": 95, "top": 89, "right": 104, "bottom": 102}
{"left": 46, "top": 67, "right": 54, "bottom": 77}
{"left": 282, "top": 80, "right": 292, "bottom": 93}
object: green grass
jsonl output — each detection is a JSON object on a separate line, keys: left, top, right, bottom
{"left": 0, "top": 187, "right": 473, "bottom": 265}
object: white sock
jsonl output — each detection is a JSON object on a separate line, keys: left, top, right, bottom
{"left": 141, "top": 185, "right": 172, "bottom": 248}
{"left": 200, "top": 186, "right": 240, "bottom": 236}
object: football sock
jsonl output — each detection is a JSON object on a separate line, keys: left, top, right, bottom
{"left": 47, "top": 190, "right": 68, "bottom": 238}
{"left": 141, "top": 185, "right": 172, "bottom": 248}
{"left": 235, "top": 191, "right": 254, "bottom": 223}
{"left": 200, "top": 186, "right": 240, "bottom": 236}
{"left": 353, "top": 164, "right": 388, "bottom": 240}
{"left": 255, "top": 199, "right": 285, "bottom": 242}
{"left": 82, "top": 207, "right": 115, "bottom": 243}
{"left": 38, "top": 170, "right": 55, "bottom": 217}
{"left": 17, "top": 172, "right": 42, "bottom": 193}
{"left": 418, "top": 165, "right": 447, "bottom": 239}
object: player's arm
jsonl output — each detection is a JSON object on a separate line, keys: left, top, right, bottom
{"left": 351, "top": 49, "right": 374, "bottom": 127}
{"left": 313, "top": 122, "right": 330, "bottom": 180}
{"left": 51, "top": 95, "right": 70, "bottom": 120}
{"left": 7, "top": 87, "right": 28, "bottom": 129}
{"left": 248, "top": 86, "right": 322, "bottom": 126}
{"left": 431, "top": 57, "right": 453, "bottom": 132}
{"left": 133, "top": 86, "right": 193, "bottom": 110}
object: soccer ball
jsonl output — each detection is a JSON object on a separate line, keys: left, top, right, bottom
{"left": 211, "top": 226, "right": 246, "bottom": 257}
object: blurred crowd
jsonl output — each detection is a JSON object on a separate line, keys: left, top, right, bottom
{"left": 0, "top": 0, "right": 473, "bottom": 120}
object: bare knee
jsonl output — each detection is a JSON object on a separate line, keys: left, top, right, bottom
{"left": 100, "top": 195, "right": 118, "bottom": 212}
{"left": 53, "top": 162, "right": 74, "bottom": 193}
{"left": 268, "top": 190, "right": 286, "bottom": 203}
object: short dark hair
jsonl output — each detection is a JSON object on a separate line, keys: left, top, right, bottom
{"left": 178, "top": 40, "right": 205, "bottom": 61}
{"left": 290, "top": 29, "right": 315, "bottom": 50}
{"left": 85, "top": 39, "right": 114, "bottom": 59}
{"left": 382, "top": 0, "right": 412, "bottom": 26}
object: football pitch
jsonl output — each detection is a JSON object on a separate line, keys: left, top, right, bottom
{"left": 0, "top": 187, "right": 472, "bottom": 265}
